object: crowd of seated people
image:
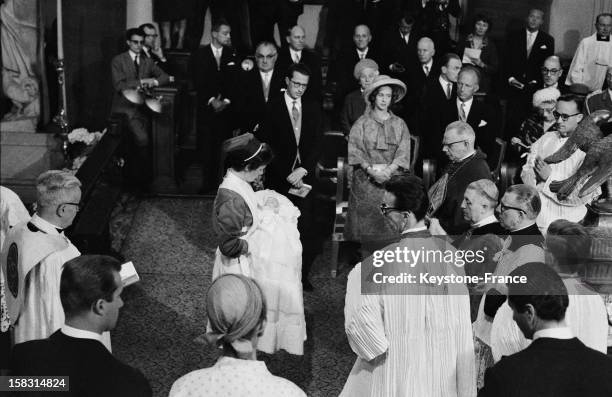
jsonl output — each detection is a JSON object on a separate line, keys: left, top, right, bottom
{"left": 2, "top": 3, "right": 612, "bottom": 397}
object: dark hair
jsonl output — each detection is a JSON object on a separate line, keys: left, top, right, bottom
{"left": 507, "top": 262, "right": 569, "bottom": 321}
{"left": 545, "top": 220, "right": 591, "bottom": 273}
{"left": 225, "top": 142, "right": 274, "bottom": 172}
{"left": 400, "top": 10, "right": 416, "bottom": 25}
{"left": 442, "top": 53, "right": 461, "bottom": 68}
{"left": 126, "top": 27, "right": 145, "bottom": 41}
{"left": 60, "top": 255, "right": 122, "bottom": 316}
{"left": 138, "top": 23, "right": 156, "bottom": 32}
{"left": 473, "top": 14, "right": 492, "bottom": 31}
{"left": 286, "top": 63, "right": 311, "bottom": 80}
{"left": 596, "top": 13, "right": 612, "bottom": 24}
{"left": 557, "top": 93, "right": 585, "bottom": 113}
{"left": 212, "top": 18, "right": 230, "bottom": 33}
{"left": 367, "top": 85, "right": 403, "bottom": 106}
{"left": 384, "top": 174, "right": 429, "bottom": 221}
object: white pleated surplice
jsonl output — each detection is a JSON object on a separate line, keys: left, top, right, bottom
{"left": 341, "top": 237, "right": 476, "bottom": 397}
{"left": 490, "top": 277, "right": 609, "bottom": 362}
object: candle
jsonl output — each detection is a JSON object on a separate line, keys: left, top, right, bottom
{"left": 57, "top": 0, "right": 63, "bottom": 59}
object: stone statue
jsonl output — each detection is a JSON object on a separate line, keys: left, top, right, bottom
{"left": 1, "top": 0, "right": 40, "bottom": 132}
{"left": 545, "top": 110, "right": 612, "bottom": 200}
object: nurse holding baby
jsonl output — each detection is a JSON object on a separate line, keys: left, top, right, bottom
{"left": 212, "top": 133, "right": 306, "bottom": 355}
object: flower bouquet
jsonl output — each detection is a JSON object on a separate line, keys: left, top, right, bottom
{"left": 63, "top": 127, "right": 106, "bottom": 173}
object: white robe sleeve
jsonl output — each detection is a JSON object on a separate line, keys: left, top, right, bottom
{"left": 566, "top": 38, "right": 587, "bottom": 86}
{"left": 344, "top": 263, "right": 389, "bottom": 361}
{"left": 453, "top": 292, "right": 477, "bottom": 397}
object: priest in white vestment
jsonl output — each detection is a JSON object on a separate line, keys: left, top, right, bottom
{"left": 341, "top": 174, "right": 476, "bottom": 397}
{"left": 565, "top": 14, "right": 612, "bottom": 92}
{"left": 1, "top": 171, "right": 109, "bottom": 349}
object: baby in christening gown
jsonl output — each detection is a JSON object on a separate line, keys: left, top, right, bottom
{"left": 247, "top": 190, "right": 306, "bottom": 355}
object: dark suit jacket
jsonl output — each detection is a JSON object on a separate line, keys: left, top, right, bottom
{"left": 479, "top": 337, "right": 612, "bottom": 397}
{"left": 192, "top": 44, "right": 241, "bottom": 106}
{"left": 506, "top": 29, "right": 555, "bottom": 85}
{"left": 110, "top": 51, "right": 169, "bottom": 116}
{"left": 277, "top": 47, "right": 323, "bottom": 101}
{"left": 330, "top": 45, "right": 382, "bottom": 98}
{"left": 443, "top": 97, "right": 502, "bottom": 169}
{"left": 11, "top": 331, "right": 152, "bottom": 397}
{"left": 236, "top": 68, "right": 285, "bottom": 132}
{"left": 419, "top": 76, "right": 456, "bottom": 161}
{"left": 141, "top": 48, "right": 170, "bottom": 73}
{"left": 380, "top": 28, "right": 422, "bottom": 80}
{"left": 259, "top": 95, "right": 323, "bottom": 194}
{"left": 435, "top": 150, "right": 492, "bottom": 235}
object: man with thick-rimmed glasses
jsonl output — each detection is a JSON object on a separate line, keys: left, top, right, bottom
{"left": 1, "top": 171, "right": 84, "bottom": 346}
{"left": 521, "top": 94, "right": 600, "bottom": 233}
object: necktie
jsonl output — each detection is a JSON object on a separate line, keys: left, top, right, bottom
{"left": 404, "top": 34, "right": 409, "bottom": 44}
{"left": 214, "top": 48, "right": 221, "bottom": 69}
{"left": 134, "top": 54, "right": 139, "bottom": 77}
{"left": 424, "top": 65, "right": 429, "bottom": 76}
{"left": 263, "top": 73, "right": 270, "bottom": 101}
{"left": 359, "top": 52, "right": 365, "bottom": 60}
{"left": 293, "top": 52, "right": 300, "bottom": 63}
{"left": 526, "top": 32, "right": 535, "bottom": 57}
{"left": 292, "top": 100, "right": 300, "bottom": 124}
{"left": 446, "top": 83, "right": 452, "bottom": 99}
{"left": 459, "top": 102, "right": 467, "bottom": 121}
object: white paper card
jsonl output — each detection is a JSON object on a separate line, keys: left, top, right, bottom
{"left": 462, "top": 48, "right": 482, "bottom": 65}
{"left": 120, "top": 261, "right": 140, "bottom": 287}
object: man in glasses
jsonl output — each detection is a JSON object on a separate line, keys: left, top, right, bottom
{"left": 521, "top": 94, "right": 600, "bottom": 233}
{"left": 260, "top": 63, "right": 322, "bottom": 290}
{"left": 585, "top": 66, "right": 612, "bottom": 114}
{"left": 236, "top": 41, "right": 284, "bottom": 132}
{"left": 566, "top": 13, "right": 612, "bottom": 92}
{"left": 139, "top": 23, "right": 169, "bottom": 72}
{"left": 1, "top": 171, "right": 82, "bottom": 345}
{"left": 111, "top": 28, "right": 169, "bottom": 194}
{"left": 342, "top": 173, "right": 475, "bottom": 396}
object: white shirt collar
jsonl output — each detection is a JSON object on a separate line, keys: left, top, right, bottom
{"left": 472, "top": 214, "right": 498, "bottom": 229}
{"left": 142, "top": 47, "right": 150, "bottom": 56}
{"left": 289, "top": 48, "right": 302, "bottom": 60}
{"left": 439, "top": 75, "right": 452, "bottom": 89}
{"left": 422, "top": 59, "right": 433, "bottom": 71}
{"left": 357, "top": 47, "right": 368, "bottom": 56}
{"left": 284, "top": 91, "right": 301, "bottom": 110}
{"left": 128, "top": 50, "right": 139, "bottom": 61}
{"left": 211, "top": 44, "right": 223, "bottom": 55}
{"left": 526, "top": 29, "right": 539, "bottom": 37}
{"left": 457, "top": 150, "right": 476, "bottom": 162}
{"left": 401, "top": 225, "right": 428, "bottom": 235}
{"left": 61, "top": 324, "right": 103, "bottom": 341}
{"left": 30, "top": 213, "right": 62, "bottom": 235}
{"left": 457, "top": 96, "right": 474, "bottom": 117}
{"left": 533, "top": 327, "right": 573, "bottom": 341}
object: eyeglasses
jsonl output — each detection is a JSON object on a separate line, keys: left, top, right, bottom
{"left": 129, "top": 40, "right": 144, "bottom": 45}
{"left": 290, "top": 80, "right": 308, "bottom": 89}
{"left": 380, "top": 203, "right": 402, "bottom": 216}
{"left": 442, "top": 139, "right": 467, "bottom": 148}
{"left": 541, "top": 68, "right": 561, "bottom": 75}
{"left": 255, "top": 53, "right": 277, "bottom": 60}
{"left": 60, "top": 202, "right": 82, "bottom": 211}
{"left": 498, "top": 202, "right": 526, "bottom": 214}
{"left": 145, "top": 34, "right": 158, "bottom": 38}
{"left": 553, "top": 110, "right": 581, "bottom": 121}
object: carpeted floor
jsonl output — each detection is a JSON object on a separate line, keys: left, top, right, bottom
{"left": 112, "top": 198, "right": 355, "bottom": 397}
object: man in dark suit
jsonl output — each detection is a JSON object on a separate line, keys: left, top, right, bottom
{"left": 419, "top": 52, "right": 461, "bottom": 167}
{"left": 381, "top": 11, "right": 421, "bottom": 81}
{"left": 330, "top": 24, "right": 382, "bottom": 102}
{"left": 192, "top": 19, "right": 241, "bottom": 191}
{"left": 479, "top": 262, "right": 612, "bottom": 397}
{"left": 249, "top": 0, "right": 304, "bottom": 50}
{"left": 139, "top": 23, "right": 170, "bottom": 73}
{"left": 419, "top": 0, "right": 461, "bottom": 56}
{"left": 236, "top": 41, "right": 285, "bottom": 132}
{"left": 11, "top": 255, "right": 152, "bottom": 397}
{"left": 442, "top": 66, "right": 501, "bottom": 169}
{"left": 506, "top": 9, "right": 555, "bottom": 135}
{"left": 259, "top": 63, "right": 323, "bottom": 290}
{"left": 277, "top": 25, "right": 322, "bottom": 102}
{"left": 111, "top": 28, "right": 169, "bottom": 191}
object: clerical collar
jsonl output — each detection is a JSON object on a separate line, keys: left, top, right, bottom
{"left": 401, "top": 225, "right": 428, "bottom": 235}
{"left": 596, "top": 34, "right": 610, "bottom": 42}
{"left": 472, "top": 214, "right": 498, "bottom": 229}
{"left": 30, "top": 214, "right": 63, "bottom": 235}
{"left": 61, "top": 324, "right": 103, "bottom": 341}
{"left": 510, "top": 223, "right": 537, "bottom": 234}
{"left": 533, "top": 327, "right": 573, "bottom": 341}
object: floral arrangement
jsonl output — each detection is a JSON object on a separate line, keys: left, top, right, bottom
{"left": 63, "top": 127, "right": 106, "bottom": 173}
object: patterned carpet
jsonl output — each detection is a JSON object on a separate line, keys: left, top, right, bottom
{"left": 112, "top": 198, "right": 355, "bottom": 397}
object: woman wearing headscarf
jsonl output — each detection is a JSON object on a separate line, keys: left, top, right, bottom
{"left": 345, "top": 75, "right": 411, "bottom": 246}
{"left": 212, "top": 133, "right": 306, "bottom": 356}
{"left": 169, "top": 274, "right": 306, "bottom": 396}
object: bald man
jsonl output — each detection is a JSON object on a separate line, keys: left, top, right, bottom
{"left": 442, "top": 66, "right": 502, "bottom": 170}
{"left": 331, "top": 24, "right": 382, "bottom": 100}
{"left": 277, "top": 25, "right": 322, "bottom": 101}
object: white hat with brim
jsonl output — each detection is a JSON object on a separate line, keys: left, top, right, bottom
{"left": 363, "top": 75, "right": 407, "bottom": 103}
